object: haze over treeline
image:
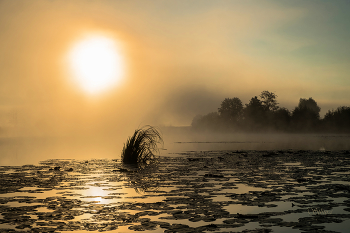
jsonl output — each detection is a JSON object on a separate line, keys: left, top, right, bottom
{"left": 1, "top": 1, "right": 350, "bottom": 138}
{"left": 192, "top": 91, "right": 350, "bottom": 133}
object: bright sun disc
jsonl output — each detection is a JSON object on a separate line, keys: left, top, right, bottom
{"left": 68, "top": 35, "right": 123, "bottom": 94}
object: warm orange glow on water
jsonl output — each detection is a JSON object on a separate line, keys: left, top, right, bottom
{"left": 1, "top": 151, "right": 350, "bottom": 232}
{"left": 67, "top": 34, "right": 124, "bottom": 95}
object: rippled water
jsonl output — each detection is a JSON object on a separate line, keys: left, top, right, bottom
{"left": 1, "top": 149, "right": 350, "bottom": 232}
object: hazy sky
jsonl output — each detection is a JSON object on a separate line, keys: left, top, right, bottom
{"left": 1, "top": 0, "right": 350, "bottom": 136}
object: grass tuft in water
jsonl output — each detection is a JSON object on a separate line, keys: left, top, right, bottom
{"left": 121, "top": 125, "right": 163, "bottom": 164}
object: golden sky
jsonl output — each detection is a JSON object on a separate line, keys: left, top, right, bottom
{"left": 1, "top": 0, "right": 350, "bottom": 136}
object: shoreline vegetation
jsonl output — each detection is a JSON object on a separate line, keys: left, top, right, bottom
{"left": 191, "top": 91, "right": 350, "bottom": 133}
{"left": 121, "top": 125, "right": 163, "bottom": 164}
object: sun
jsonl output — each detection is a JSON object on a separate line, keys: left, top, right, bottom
{"left": 67, "top": 35, "right": 124, "bottom": 95}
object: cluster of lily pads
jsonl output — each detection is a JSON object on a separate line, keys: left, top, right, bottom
{"left": 0, "top": 150, "right": 350, "bottom": 232}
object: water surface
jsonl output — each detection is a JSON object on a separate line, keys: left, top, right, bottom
{"left": 1, "top": 149, "right": 350, "bottom": 232}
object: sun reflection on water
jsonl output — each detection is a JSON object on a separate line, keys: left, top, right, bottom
{"left": 1, "top": 151, "right": 350, "bottom": 232}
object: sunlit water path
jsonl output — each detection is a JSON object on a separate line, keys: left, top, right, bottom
{"left": 1, "top": 150, "right": 350, "bottom": 232}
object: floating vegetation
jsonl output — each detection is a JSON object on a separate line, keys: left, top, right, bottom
{"left": 0, "top": 150, "right": 350, "bottom": 232}
{"left": 121, "top": 125, "right": 163, "bottom": 164}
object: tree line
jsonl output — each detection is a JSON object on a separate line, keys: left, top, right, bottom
{"left": 191, "top": 91, "right": 350, "bottom": 133}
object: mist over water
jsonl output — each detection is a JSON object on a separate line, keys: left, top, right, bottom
{"left": 1, "top": 126, "right": 350, "bottom": 233}
{"left": 0, "top": 135, "right": 121, "bottom": 166}
{"left": 1, "top": 126, "right": 349, "bottom": 166}
{"left": 163, "top": 127, "right": 350, "bottom": 153}
{"left": 1, "top": 2, "right": 350, "bottom": 232}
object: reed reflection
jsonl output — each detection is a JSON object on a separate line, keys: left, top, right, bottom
{"left": 120, "top": 162, "right": 160, "bottom": 194}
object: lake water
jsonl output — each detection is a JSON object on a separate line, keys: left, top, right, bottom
{"left": 0, "top": 131, "right": 350, "bottom": 232}
{"left": 1, "top": 130, "right": 350, "bottom": 166}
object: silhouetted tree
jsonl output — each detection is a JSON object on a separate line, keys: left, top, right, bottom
{"left": 323, "top": 106, "right": 350, "bottom": 132}
{"left": 190, "top": 92, "right": 348, "bottom": 133}
{"left": 218, "top": 97, "right": 243, "bottom": 124}
{"left": 191, "top": 114, "right": 204, "bottom": 129}
{"left": 298, "top": 98, "right": 321, "bottom": 117}
{"left": 191, "top": 112, "right": 221, "bottom": 131}
{"left": 260, "top": 91, "right": 279, "bottom": 111}
{"left": 272, "top": 107, "right": 291, "bottom": 131}
{"left": 292, "top": 98, "right": 321, "bottom": 131}
{"left": 243, "top": 96, "right": 266, "bottom": 130}
{"left": 258, "top": 91, "right": 280, "bottom": 129}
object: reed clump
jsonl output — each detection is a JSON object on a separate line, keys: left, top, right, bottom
{"left": 121, "top": 125, "right": 163, "bottom": 164}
